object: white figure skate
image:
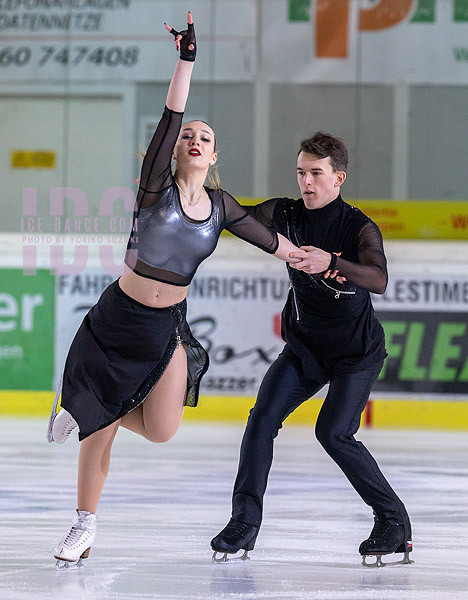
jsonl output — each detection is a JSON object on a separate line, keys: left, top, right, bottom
{"left": 47, "top": 374, "right": 77, "bottom": 444}
{"left": 49, "top": 408, "right": 78, "bottom": 444}
{"left": 54, "top": 510, "right": 97, "bottom": 569}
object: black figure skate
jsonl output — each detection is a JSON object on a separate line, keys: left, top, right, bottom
{"left": 211, "top": 519, "right": 259, "bottom": 562}
{"left": 359, "top": 518, "right": 413, "bottom": 567}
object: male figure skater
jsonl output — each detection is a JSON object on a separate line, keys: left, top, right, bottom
{"left": 211, "top": 132, "right": 412, "bottom": 566}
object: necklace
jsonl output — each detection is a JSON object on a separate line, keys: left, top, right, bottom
{"left": 177, "top": 183, "right": 203, "bottom": 208}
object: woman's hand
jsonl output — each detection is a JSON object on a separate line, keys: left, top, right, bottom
{"left": 164, "top": 12, "right": 195, "bottom": 112}
{"left": 324, "top": 252, "right": 346, "bottom": 283}
{"left": 165, "top": 11, "right": 197, "bottom": 62}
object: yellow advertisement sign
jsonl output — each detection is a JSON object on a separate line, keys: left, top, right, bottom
{"left": 11, "top": 150, "right": 56, "bottom": 169}
{"left": 239, "top": 198, "right": 468, "bottom": 240}
{"left": 352, "top": 201, "right": 468, "bottom": 240}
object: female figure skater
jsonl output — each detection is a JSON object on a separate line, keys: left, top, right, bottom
{"left": 47, "top": 12, "right": 300, "bottom": 568}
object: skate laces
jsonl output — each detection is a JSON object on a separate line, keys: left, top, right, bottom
{"left": 221, "top": 520, "right": 253, "bottom": 542}
{"left": 52, "top": 409, "right": 77, "bottom": 442}
{"left": 63, "top": 514, "right": 93, "bottom": 548}
{"left": 63, "top": 417, "right": 77, "bottom": 435}
{"left": 369, "top": 519, "right": 392, "bottom": 539}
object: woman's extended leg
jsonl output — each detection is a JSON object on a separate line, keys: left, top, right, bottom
{"left": 119, "top": 344, "right": 188, "bottom": 443}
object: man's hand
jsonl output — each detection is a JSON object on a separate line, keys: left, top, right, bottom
{"left": 289, "top": 246, "right": 333, "bottom": 274}
{"left": 289, "top": 247, "right": 347, "bottom": 283}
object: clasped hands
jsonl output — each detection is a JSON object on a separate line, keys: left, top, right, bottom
{"left": 289, "top": 247, "right": 346, "bottom": 283}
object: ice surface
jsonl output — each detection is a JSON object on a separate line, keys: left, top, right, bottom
{"left": 0, "top": 418, "right": 467, "bottom": 600}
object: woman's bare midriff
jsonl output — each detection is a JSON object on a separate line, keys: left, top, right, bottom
{"left": 119, "top": 268, "right": 188, "bottom": 308}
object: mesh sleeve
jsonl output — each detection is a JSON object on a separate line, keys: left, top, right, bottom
{"left": 335, "top": 221, "right": 388, "bottom": 294}
{"left": 137, "top": 107, "right": 184, "bottom": 209}
{"left": 242, "top": 198, "right": 281, "bottom": 228}
{"left": 221, "top": 192, "right": 279, "bottom": 254}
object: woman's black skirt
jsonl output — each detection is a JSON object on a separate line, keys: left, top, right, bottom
{"left": 56, "top": 280, "right": 209, "bottom": 441}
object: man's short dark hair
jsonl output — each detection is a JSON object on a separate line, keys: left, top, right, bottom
{"left": 299, "top": 132, "right": 348, "bottom": 172}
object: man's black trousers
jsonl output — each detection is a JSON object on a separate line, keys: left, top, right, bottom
{"left": 231, "top": 348, "right": 408, "bottom": 528}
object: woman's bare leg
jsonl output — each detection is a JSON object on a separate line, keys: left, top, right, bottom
{"left": 76, "top": 346, "right": 187, "bottom": 513}
{"left": 77, "top": 420, "right": 120, "bottom": 513}
{"left": 120, "top": 344, "right": 187, "bottom": 443}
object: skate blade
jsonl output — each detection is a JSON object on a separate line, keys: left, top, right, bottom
{"left": 46, "top": 373, "right": 63, "bottom": 443}
{"left": 362, "top": 551, "right": 414, "bottom": 568}
{"left": 55, "top": 558, "right": 84, "bottom": 570}
{"left": 212, "top": 549, "right": 250, "bottom": 563}
{"left": 54, "top": 546, "right": 91, "bottom": 570}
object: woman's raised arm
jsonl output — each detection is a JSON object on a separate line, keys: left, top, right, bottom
{"left": 165, "top": 12, "right": 196, "bottom": 112}
{"left": 136, "top": 13, "right": 197, "bottom": 203}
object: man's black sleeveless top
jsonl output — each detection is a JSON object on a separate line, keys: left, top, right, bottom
{"left": 125, "top": 107, "right": 278, "bottom": 286}
{"left": 247, "top": 196, "right": 387, "bottom": 381}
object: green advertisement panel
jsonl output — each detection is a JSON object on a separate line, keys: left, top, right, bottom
{"left": 375, "top": 312, "right": 468, "bottom": 394}
{"left": 0, "top": 269, "right": 55, "bottom": 390}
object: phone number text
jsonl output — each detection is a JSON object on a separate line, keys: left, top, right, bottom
{"left": 0, "top": 45, "right": 139, "bottom": 67}
{"left": 203, "top": 377, "right": 257, "bottom": 393}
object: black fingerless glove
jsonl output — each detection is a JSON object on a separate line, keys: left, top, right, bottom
{"left": 328, "top": 253, "right": 338, "bottom": 270}
{"left": 170, "top": 21, "right": 197, "bottom": 62}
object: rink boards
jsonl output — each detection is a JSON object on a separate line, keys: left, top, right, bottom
{"left": 1, "top": 235, "right": 468, "bottom": 430}
{"left": 1, "top": 390, "right": 468, "bottom": 431}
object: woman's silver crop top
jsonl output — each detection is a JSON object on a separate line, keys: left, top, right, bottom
{"left": 125, "top": 107, "right": 279, "bottom": 286}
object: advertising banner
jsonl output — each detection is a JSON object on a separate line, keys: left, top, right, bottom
{"left": 54, "top": 269, "right": 115, "bottom": 379}
{"left": 0, "top": 0, "right": 256, "bottom": 82}
{"left": 353, "top": 201, "right": 468, "bottom": 240}
{"left": 373, "top": 270, "right": 468, "bottom": 394}
{"left": 53, "top": 266, "right": 468, "bottom": 397}
{"left": 266, "top": 0, "right": 468, "bottom": 84}
{"left": 0, "top": 268, "right": 55, "bottom": 390}
{"left": 240, "top": 199, "right": 468, "bottom": 240}
{"left": 54, "top": 269, "right": 289, "bottom": 396}
{"left": 187, "top": 271, "right": 289, "bottom": 396}
{"left": 377, "top": 311, "right": 468, "bottom": 394}
{"left": 1, "top": 1, "right": 467, "bottom": 84}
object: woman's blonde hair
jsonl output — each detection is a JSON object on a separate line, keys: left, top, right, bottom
{"left": 188, "top": 120, "right": 221, "bottom": 190}
{"left": 206, "top": 164, "right": 221, "bottom": 190}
